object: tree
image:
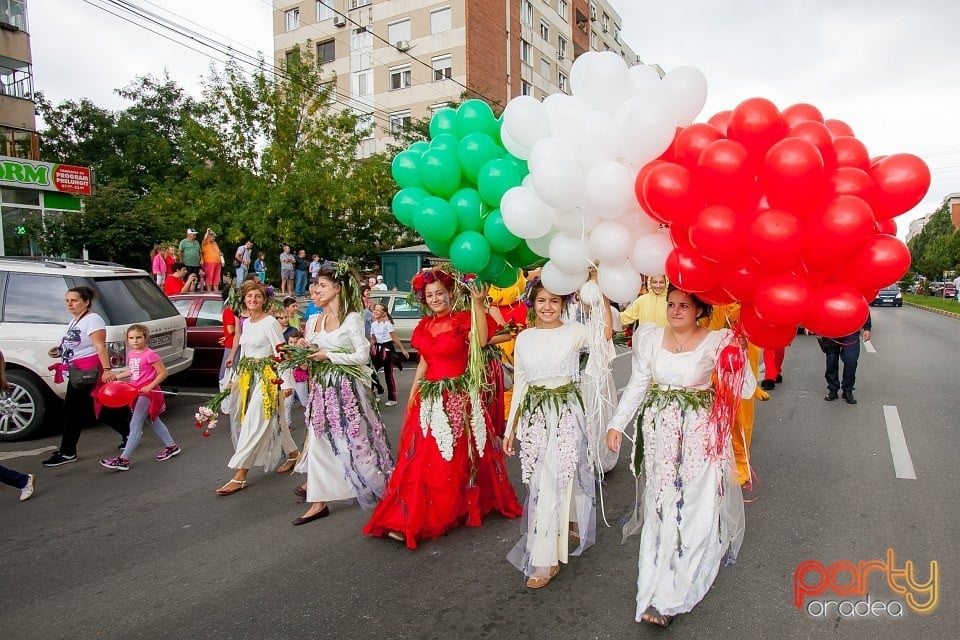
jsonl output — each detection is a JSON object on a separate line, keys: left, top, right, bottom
{"left": 908, "top": 202, "right": 959, "bottom": 278}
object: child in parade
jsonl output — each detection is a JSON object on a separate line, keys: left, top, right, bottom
{"left": 369, "top": 302, "right": 409, "bottom": 407}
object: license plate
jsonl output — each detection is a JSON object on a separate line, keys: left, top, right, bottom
{"left": 150, "top": 333, "right": 173, "bottom": 348}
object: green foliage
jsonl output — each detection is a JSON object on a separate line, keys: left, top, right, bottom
{"left": 908, "top": 202, "right": 960, "bottom": 278}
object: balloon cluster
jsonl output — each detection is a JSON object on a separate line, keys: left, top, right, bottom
{"left": 390, "top": 99, "right": 542, "bottom": 287}
{"left": 640, "top": 98, "right": 929, "bottom": 346}
{"left": 495, "top": 51, "right": 707, "bottom": 302}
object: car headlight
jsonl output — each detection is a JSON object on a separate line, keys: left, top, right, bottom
{"left": 108, "top": 340, "right": 126, "bottom": 368}
{"left": 896, "top": 293, "right": 902, "bottom": 298}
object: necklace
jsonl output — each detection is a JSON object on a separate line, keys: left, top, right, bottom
{"left": 670, "top": 328, "right": 696, "bottom": 353}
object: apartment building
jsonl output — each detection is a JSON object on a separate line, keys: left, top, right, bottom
{"left": 0, "top": 0, "right": 37, "bottom": 160}
{"left": 273, "top": 0, "right": 639, "bottom": 155}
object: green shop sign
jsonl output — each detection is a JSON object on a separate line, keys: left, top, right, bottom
{"left": 0, "top": 155, "right": 92, "bottom": 196}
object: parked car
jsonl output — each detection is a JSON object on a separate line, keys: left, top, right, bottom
{"left": 369, "top": 290, "right": 421, "bottom": 353}
{"left": 870, "top": 285, "right": 903, "bottom": 307}
{"left": 0, "top": 257, "right": 193, "bottom": 441}
{"left": 943, "top": 283, "right": 958, "bottom": 299}
{"left": 169, "top": 292, "right": 225, "bottom": 376}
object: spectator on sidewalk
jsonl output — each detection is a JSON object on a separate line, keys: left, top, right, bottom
{"left": 201, "top": 229, "right": 222, "bottom": 292}
{"left": 235, "top": 240, "right": 254, "bottom": 284}
{"left": 178, "top": 229, "right": 202, "bottom": 288}
{"left": 279, "top": 245, "right": 296, "bottom": 295}
{"left": 294, "top": 249, "right": 309, "bottom": 296}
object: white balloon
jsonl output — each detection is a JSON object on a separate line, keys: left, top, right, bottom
{"left": 662, "top": 66, "right": 708, "bottom": 126}
{"left": 551, "top": 207, "right": 597, "bottom": 236}
{"left": 531, "top": 149, "right": 585, "bottom": 210}
{"left": 543, "top": 93, "right": 591, "bottom": 139}
{"left": 501, "top": 186, "right": 554, "bottom": 239}
{"left": 585, "top": 162, "right": 635, "bottom": 219}
{"left": 588, "top": 219, "right": 634, "bottom": 264}
{"left": 629, "top": 231, "right": 673, "bottom": 276}
{"left": 500, "top": 125, "right": 531, "bottom": 160}
{"left": 578, "top": 279, "right": 603, "bottom": 306}
{"left": 598, "top": 261, "right": 644, "bottom": 303}
{"left": 526, "top": 230, "right": 556, "bottom": 257}
{"left": 570, "top": 51, "right": 630, "bottom": 112}
{"left": 521, "top": 173, "right": 534, "bottom": 188}
{"left": 528, "top": 137, "right": 573, "bottom": 175}
{"left": 575, "top": 110, "right": 620, "bottom": 167}
{"left": 502, "top": 96, "right": 550, "bottom": 152}
{"left": 628, "top": 64, "right": 664, "bottom": 98}
{"left": 541, "top": 261, "right": 588, "bottom": 296}
{"left": 622, "top": 204, "right": 661, "bottom": 236}
{"left": 617, "top": 99, "right": 676, "bottom": 167}
{"left": 548, "top": 233, "right": 591, "bottom": 274}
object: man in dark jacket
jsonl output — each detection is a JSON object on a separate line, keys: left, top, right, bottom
{"left": 817, "top": 313, "right": 872, "bottom": 404}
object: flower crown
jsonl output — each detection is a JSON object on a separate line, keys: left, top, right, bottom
{"left": 411, "top": 266, "right": 458, "bottom": 302}
{"left": 521, "top": 277, "right": 576, "bottom": 308}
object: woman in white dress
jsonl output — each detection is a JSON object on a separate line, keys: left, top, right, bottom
{"left": 291, "top": 264, "right": 394, "bottom": 525}
{"left": 216, "top": 281, "right": 293, "bottom": 495}
{"left": 606, "top": 285, "right": 756, "bottom": 627}
{"left": 503, "top": 277, "right": 612, "bottom": 588}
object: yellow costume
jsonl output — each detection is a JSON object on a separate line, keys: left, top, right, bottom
{"left": 620, "top": 282, "right": 668, "bottom": 327}
{"left": 488, "top": 274, "right": 529, "bottom": 423}
{"left": 707, "top": 304, "right": 765, "bottom": 486}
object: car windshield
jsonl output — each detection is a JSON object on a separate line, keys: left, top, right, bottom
{"left": 84, "top": 276, "right": 180, "bottom": 323}
{"left": 881, "top": 286, "right": 900, "bottom": 292}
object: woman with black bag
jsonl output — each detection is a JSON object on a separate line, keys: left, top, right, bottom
{"left": 369, "top": 303, "right": 408, "bottom": 407}
{"left": 43, "top": 286, "right": 129, "bottom": 467}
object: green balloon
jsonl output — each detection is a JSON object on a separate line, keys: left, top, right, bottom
{"left": 483, "top": 208, "right": 522, "bottom": 253}
{"left": 392, "top": 187, "right": 429, "bottom": 228}
{"left": 409, "top": 141, "right": 430, "bottom": 154}
{"left": 429, "top": 108, "right": 458, "bottom": 139}
{"left": 503, "top": 155, "right": 529, "bottom": 178}
{"left": 424, "top": 236, "right": 452, "bottom": 258}
{"left": 477, "top": 158, "right": 522, "bottom": 207}
{"left": 492, "top": 265, "right": 523, "bottom": 288}
{"left": 449, "top": 188, "right": 485, "bottom": 234}
{"left": 430, "top": 133, "right": 460, "bottom": 154}
{"left": 515, "top": 240, "right": 545, "bottom": 269}
{"left": 457, "top": 133, "right": 503, "bottom": 184}
{"left": 413, "top": 196, "right": 457, "bottom": 242}
{"left": 492, "top": 115, "right": 504, "bottom": 147}
{"left": 419, "top": 149, "right": 462, "bottom": 199}
{"left": 450, "top": 230, "right": 492, "bottom": 274}
{"left": 455, "top": 99, "right": 498, "bottom": 138}
{"left": 391, "top": 150, "right": 423, "bottom": 189}
{"left": 478, "top": 253, "right": 506, "bottom": 281}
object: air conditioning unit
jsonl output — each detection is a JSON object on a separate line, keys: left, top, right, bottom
{"left": 333, "top": 15, "right": 346, "bottom": 27}
{"left": 395, "top": 40, "right": 410, "bottom": 51}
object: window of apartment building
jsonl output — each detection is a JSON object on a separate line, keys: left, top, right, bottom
{"left": 388, "top": 19, "right": 411, "bottom": 45}
{"left": 520, "top": 39, "right": 531, "bottom": 65}
{"left": 557, "top": 35, "right": 567, "bottom": 60}
{"left": 0, "top": 128, "right": 38, "bottom": 159}
{"left": 389, "top": 64, "right": 412, "bottom": 90}
{"left": 351, "top": 28, "right": 373, "bottom": 51}
{"left": 590, "top": 29, "right": 597, "bottom": 48}
{"left": 431, "top": 7, "right": 452, "bottom": 34}
{"left": 316, "top": 39, "right": 335, "bottom": 64}
{"left": 0, "top": 61, "right": 32, "bottom": 99}
{"left": 431, "top": 103, "right": 451, "bottom": 115}
{"left": 614, "top": 26, "right": 621, "bottom": 43}
{"left": 602, "top": 12, "right": 609, "bottom": 32}
{"left": 351, "top": 69, "right": 373, "bottom": 96}
{"left": 316, "top": 0, "right": 334, "bottom": 20}
{"left": 389, "top": 110, "right": 412, "bottom": 135}
{"left": 540, "top": 56, "right": 550, "bottom": 78}
{"left": 558, "top": 0, "right": 568, "bottom": 21}
{"left": 521, "top": 80, "right": 533, "bottom": 97}
{"left": 520, "top": 0, "right": 533, "bottom": 27}
{"left": 355, "top": 113, "right": 374, "bottom": 139}
{"left": 539, "top": 20, "right": 549, "bottom": 41}
{"left": 0, "top": 0, "right": 28, "bottom": 30}
{"left": 284, "top": 7, "right": 299, "bottom": 31}
{"left": 284, "top": 48, "right": 300, "bottom": 68}
{"left": 350, "top": 0, "right": 372, "bottom": 9}
{"left": 558, "top": 71, "right": 568, "bottom": 93}
{"left": 432, "top": 55, "right": 452, "bottom": 81}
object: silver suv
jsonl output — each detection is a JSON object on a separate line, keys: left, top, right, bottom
{"left": 0, "top": 257, "right": 194, "bottom": 440}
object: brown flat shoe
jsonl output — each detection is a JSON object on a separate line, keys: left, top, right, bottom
{"left": 216, "top": 479, "right": 246, "bottom": 495}
{"left": 525, "top": 565, "right": 559, "bottom": 589}
{"left": 276, "top": 454, "right": 299, "bottom": 474}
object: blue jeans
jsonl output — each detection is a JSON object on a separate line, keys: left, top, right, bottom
{"left": 0, "top": 463, "right": 28, "bottom": 489}
{"left": 294, "top": 270, "right": 307, "bottom": 296}
{"left": 235, "top": 265, "right": 248, "bottom": 284}
{"left": 121, "top": 395, "right": 176, "bottom": 460}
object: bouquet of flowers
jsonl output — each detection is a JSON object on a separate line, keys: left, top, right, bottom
{"left": 195, "top": 387, "right": 231, "bottom": 437}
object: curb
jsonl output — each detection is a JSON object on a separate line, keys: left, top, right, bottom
{"left": 905, "top": 301, "right": 960, "bottom": 320}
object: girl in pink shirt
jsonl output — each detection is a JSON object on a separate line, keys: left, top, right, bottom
{"left": 100, "top": 325, "right": 180, "bottom": 471}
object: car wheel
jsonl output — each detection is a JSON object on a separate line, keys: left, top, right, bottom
{"left": 0, "top": 370, "right": 49, "bottom": 441}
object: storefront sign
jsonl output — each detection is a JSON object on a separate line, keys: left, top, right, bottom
{"left": 0, "top": 156, "right": 92, "bottom": 196}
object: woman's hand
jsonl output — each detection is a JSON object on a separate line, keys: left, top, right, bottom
{"left": 401, "top": 348, "right": 409, "bottom": 359}
{"left": 296, "top": 338, "right": 309, "bottom": 348}
{"left": 470, "top": 280, "right": 489, "bottom": 304}
{"left": 502, "top": 434, "right": 516, "bottom": 457}
{"left": 48, "top": 346, "right": 61, "bottom": 359}
{"left": 283, "top": 389, "right": 293, "bottom": 398}
{"left": 309, "top": 349, "right": 329, "bottom": 361}
{"left": 606, "top": 429, "right": 622, "bottom": 453}
{"left": 101, "top": 370, "right": 118, "bottom": 384}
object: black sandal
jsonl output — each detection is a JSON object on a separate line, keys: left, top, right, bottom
{"left": 641, "top": 606, "right": 674, "bottom": 627}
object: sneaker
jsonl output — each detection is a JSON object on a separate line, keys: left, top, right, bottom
{"left": 19, "top": 474, "right": 35, "bottom": 501}
{"left": 385, "top": 400, "right": 397, "bottom": 407}
{"left": 155, "top": 445, "right": 181, "bottom": 461}
{"left": 100, "top": 456, "right": 130, "bottom": 471}
{"left": 42, "top": 451, "right": 77, "bottom": 467}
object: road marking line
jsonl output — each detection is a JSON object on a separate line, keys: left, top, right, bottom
{"left": 0, "top": 445, "right": 56, "bottom": 461}
{"left": 864, "top": 340, "right": 877, "bottom": 354}
{"left": 882, "top": 405, "right": 916, "bottom": 480}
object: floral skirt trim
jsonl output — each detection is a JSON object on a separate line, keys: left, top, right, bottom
{"left": 632, "top": 385, "right": 714, "bottom": 479}
{"left": 418, "top": 377, "right": 486, "bottom": 462}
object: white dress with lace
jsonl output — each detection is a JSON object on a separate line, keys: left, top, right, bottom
{"left": 609, "top": 324, "right": 756, "bottom": 618}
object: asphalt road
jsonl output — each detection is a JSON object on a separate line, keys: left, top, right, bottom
{"left": 1, "top": 306, "right": 956, "bottom": 640}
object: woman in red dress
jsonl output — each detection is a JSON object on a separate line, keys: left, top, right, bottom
{"left": 364, "top": 268, "right": 521, "bottom": 549}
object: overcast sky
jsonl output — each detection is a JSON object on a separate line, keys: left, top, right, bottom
{"left": 29, "top": 0, "right": 960, "bottom": 235}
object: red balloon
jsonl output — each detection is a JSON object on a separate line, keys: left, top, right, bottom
{"left": 739, "top": 304, "right": 797, "bottom": 349}
{"left": 824, "top": 119, "right": 855, "bottom": 137}
{"left": 830, "top": 167, "right": 877, "bottom": 207}
{"left": 726, "top": 98, "right": 787, "bottom": 161}
{"left": 753, "top": 273, "right": 813, "bottom": 326}
{"left": 803, "top": 284, "right": 869, "bottom": 338}
{"left": 97, "top": 381, "right": 140, "bottom": 408}
{"left": 762, "top": 138, "right": 828, "bottom": 213}
{"left": 782, "top": 103, "right": 825, "bottom": 127}
{"left": 658, "top": 127, "right": 684, "bottom": 162}
{"left": 833, "top": 136, "right": 870, "bottom": 171}
{"left": 746, "top": 208, "right": 803, "bottom": 270}
{"left": 876, "top": 219, "right": 897, "bottom": 235}
{"left": 707, "top": 110, "right": 732, "bottom": 136}
{"left": 803, "top": 195, "right": 876, "bottom": 269}
{"left": 665, "top": 246, "right": 721, "bottom": 293}
{"left": 837, "top": 234, "right": 912, "bottom": 291}
{"left": 696, "top": 139, "right": 755, "bottom": 207}
{"left": 642, "top": 162, "right": 702, "bottom": 227}
{"left": 674, "top": 123, "right": 724, "bottom": 170}
{"left": 633, "top": 160, "right": 666, "bottom": 218}
{"left": 869, "top": 153, "right": 931, "bottom": 220}
{"left": 698, "top": 287, "right": 736, "bottom": 306}
{"left": 722, "top": 255, "right": 764, "bottom": 303}
{"left": 787, "top": 121, "right": 837, "bottom": 170}
{"left": 688, "top": 205, "right": 745, "bottom": 264}
{"left": 669, "top": 223, "right": 692, "bottom": 250}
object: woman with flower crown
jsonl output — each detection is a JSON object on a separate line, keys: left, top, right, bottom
{"left": 286, "top": 263, "right": 395, "bottom": 525}
{"left": 363, "top": 267, "right": 522, "bottom": 549}
{"left": 502, "top": 273, "right": 612, "bottom": 588}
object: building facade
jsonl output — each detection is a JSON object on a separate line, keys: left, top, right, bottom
{"left": 273, "top": 0, "right": 639, "bottom": 156}
{"left": 0, "top": 0, "right": 38, "bottom": 160}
